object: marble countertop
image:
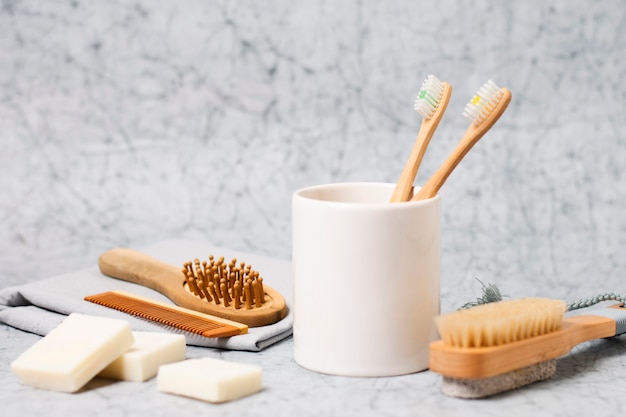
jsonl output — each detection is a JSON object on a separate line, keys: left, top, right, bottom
{"left": 2, "top": 320, "right": 626, "bottom": 417}
{"left": 2, "top": 242, "right": 624, "bottom": 415}
{"left": 2, "top": 239, "right": 625, "bottom": 417}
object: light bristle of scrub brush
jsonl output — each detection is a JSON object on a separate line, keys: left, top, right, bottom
{"left": 461, "top": 79, "right": 504, "bottom": 126}
{"left": 435, "top": 298, "right": 567, "bottom": 348}
{"left": 413, "top": 74, "right": 444, "bottom": 119}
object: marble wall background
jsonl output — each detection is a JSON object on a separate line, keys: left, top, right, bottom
{"left": 2, "top": 0, "right": 625, "bottom": 311}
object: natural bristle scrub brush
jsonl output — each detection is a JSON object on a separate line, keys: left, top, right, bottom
{"left": 97, "top": 248, "right": 288, "bottom": 327}
{"left": 429, "top": 297, "right": 626, "bottom": 398}
{"left": 412, "top": 79, "right": 512, "bottom": 201}
{"left": 389, "top": 74, "right": 452, "bottom": 202}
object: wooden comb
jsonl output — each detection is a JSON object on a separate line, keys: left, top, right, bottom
{"left": 84, "top": 290, "right": 248, "bottom": 338}
{"left": 98, "top": 248, "right": 287, "bottom": 327}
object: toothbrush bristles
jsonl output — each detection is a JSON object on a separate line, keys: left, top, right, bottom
{"left": 462, "top": 79, "right": 504, "bottom": 126}
{"left": 414, "top": 74, "right": 444, "bottom": 119}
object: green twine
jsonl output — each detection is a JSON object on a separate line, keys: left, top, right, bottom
{"left": 459, "top": 278, "right": 507, "bottom": 310}
{"left": 459, "top": 279, "right": 626, "bottom": 312}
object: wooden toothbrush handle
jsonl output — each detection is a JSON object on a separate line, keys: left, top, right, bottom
{"left": 429, "top": 312, "right": 617, "bottom": 379}
{"left": 413, "top": 88, "right": 512, "bottom": 201}
{"left": 390, "top": 82, "right": 452, "bottom": 203}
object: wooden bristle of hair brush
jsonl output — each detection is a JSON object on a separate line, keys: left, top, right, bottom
{"left": 181, "top": 255, "right": 266, "bottom": 310}
{"left": 84, "top": 290, "right": 248, "bottom": 338}
{"left": 430, "top": 297, "right": 626, "bottom": 398}
{"left": 98, "top": 248, "right": 287, "bottom": 327}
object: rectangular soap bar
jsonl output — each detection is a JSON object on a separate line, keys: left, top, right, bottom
{"left": 98, "top": 332, "right": 186, "bottom": 382}
{"left": 11, "top": 313, "right": 134, "bottom": 392}
{"left": 157, "top": 358, "right": 262, "bottom": 403}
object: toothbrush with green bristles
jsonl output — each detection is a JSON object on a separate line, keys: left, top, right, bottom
{"left": 390, "top": 74, "right": 452, "bottom": 203}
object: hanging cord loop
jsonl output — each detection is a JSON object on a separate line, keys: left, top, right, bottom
{"left": 566, "top": 292, "right": 626, "bottom": 311}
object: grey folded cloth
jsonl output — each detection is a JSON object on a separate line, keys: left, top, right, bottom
{"left": 0, "top": 239, "right": 293, "bottom": 351}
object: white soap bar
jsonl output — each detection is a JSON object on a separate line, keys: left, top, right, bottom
{"left": 98, "top": 332, "right": 186, "bottom": 382}
{"left": 11, "top": 313, "right": 134, "bottom": 392}
{"left": 157, "top": 358, "right": 262, "bottom": 403}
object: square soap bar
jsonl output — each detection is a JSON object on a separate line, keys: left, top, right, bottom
{"left": 157, "top": 358, "right": 262, "bottom": 403}
{"left": 98, "top": 332, "right": 186, "bottom": 382}
{"left": 11, "top": 313, "right": 134, "bottom": 392}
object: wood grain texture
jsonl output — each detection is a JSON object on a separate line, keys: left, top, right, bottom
{"left": 390, "top": 82, "right": 452, "bottom": 203}
{"left": 98, "top": 248, "right": 288, "bottom": 327}
{"left": 85, "top": 290, "right": 248, "bottom": 338}
{"left": 429, "top": 312, "right": 618, "bottom": 379}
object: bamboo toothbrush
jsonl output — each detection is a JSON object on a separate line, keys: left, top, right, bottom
{"left": 412, "top": 79, "right": 512, "bottom": 201}
{"left": 389, "top": 74, "right": 452, "bottom": 202}
{"left": 430, "top": 297, "right": 626, "bottom": 398}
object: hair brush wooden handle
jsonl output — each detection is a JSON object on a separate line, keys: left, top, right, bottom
{"left": 98, "top": 248, "right": 287, "bottom": 327}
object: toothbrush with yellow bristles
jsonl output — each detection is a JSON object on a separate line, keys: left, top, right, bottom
{"left": 389, "top": 74, "right": 452, "bottom": 202}
{"left": 412, "top": 79, "right": 511, "bottom": 201}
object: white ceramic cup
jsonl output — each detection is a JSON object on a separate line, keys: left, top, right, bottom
{"left": 292, "top": 182, "right": 440, "bottom": 377}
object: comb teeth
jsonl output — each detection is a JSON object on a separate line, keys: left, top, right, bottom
{"left": 462, "top": 79, "right": 504, "bottom": 126}
{"left": 182, "top": 256, "right": 265, "bottom": 310}
{"left": 435, "top": 298, "right": 567, "bottom": 348}
{"left": 85, "top": 291, "right": 246, "bottom": 338}
{"left": 414, "top": 74, "right": 444, "bottom": 119}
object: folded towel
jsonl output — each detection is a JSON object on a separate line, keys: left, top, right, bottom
{"left": 0, "top": 239, "right": 293, "bottom": 351}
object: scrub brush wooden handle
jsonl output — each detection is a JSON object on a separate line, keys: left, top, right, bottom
{"left": 430, "top": 297, "right": 626, "bottom": 398}
{"left": 390, "top": 75, "right": 452, "bottom": 202}
{"left": 430, "top": 311, "right": 618, "bottom": 379}
{"left": 413, "top": 80, "right": 512, "bottom": 201}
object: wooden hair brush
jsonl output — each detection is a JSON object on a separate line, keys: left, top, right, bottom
{"left": 98, "top": 248, "right": 287, "bottom": 327}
